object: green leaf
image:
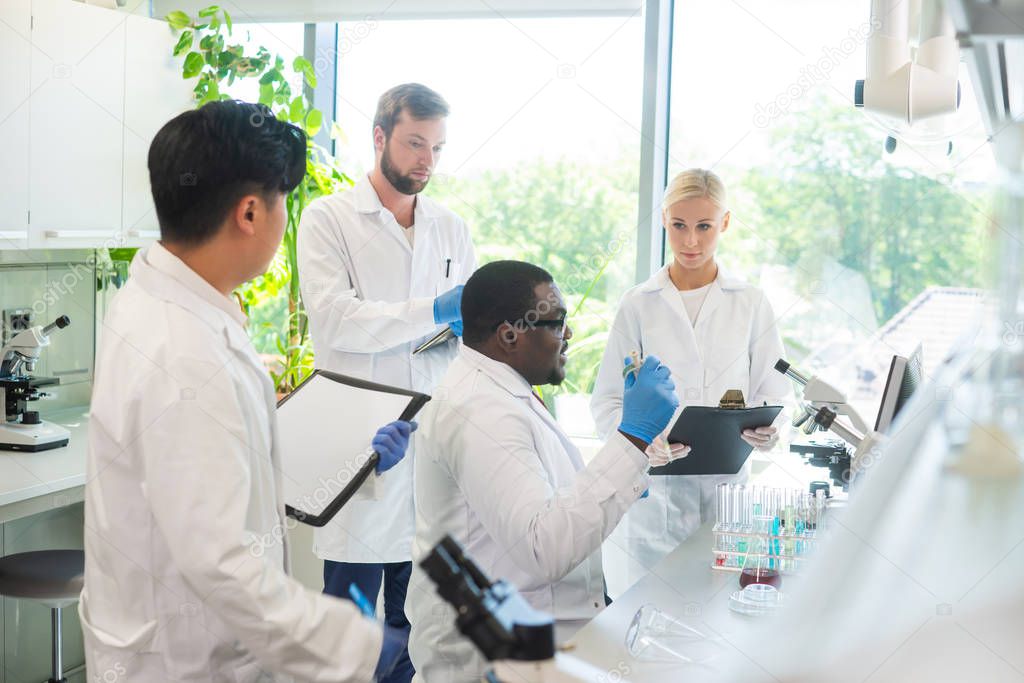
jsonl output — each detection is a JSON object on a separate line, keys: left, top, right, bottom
{"left": 223, "top": 10, "right": 233, "bottom": 33}
{"left": 292, "top": 56, "right": 316, "bottom": 88}
{"left": 197, "top": 5, "right": 220, "bottom": 17}
{"left": 288, "top": 96, "right": 304, "bottom": 123}
{"left": 183, "top": 51, "right": 205, "bottom": 78}
{"left": 208, "top": 17, "right": 220, "bottom": 32}
{"left": 305, "top": 109, "right": 323, "bottom": 137}
{"left": 172, "top": 30, "right": 193, "bottom": 57}
{"left": 165, "top": 10, "right": 191, "bottom": 30}
{"left": 199, "top": 34, "right": 215, "bottom": 50}
{"left": 258, "top": 82, "right": 275, "bottom": 106}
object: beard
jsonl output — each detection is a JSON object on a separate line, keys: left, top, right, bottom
{"left": 381, "top": 140, "right": 428, "bottom": 195}
{"left": 544, "top": 342, "right": 569, "bottom": 385}
{"left": 545, "top": 368, "right": 566, "bottom": 386}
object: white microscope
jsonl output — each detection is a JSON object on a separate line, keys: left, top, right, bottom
{"left": 775, "top": 359, "right": 887, "bottom": 486}
{"left": 0, "top": 315, "right": 72, "bottom": 451}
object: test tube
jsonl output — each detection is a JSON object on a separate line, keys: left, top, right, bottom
{"left": 738, "top": 485, "right": 751, "bottom": 531}
{"left": 751, "top": 486, "right": 763, "bottom": 517}
{"left": 735, "top": 485, "right": 750, "bottom": 557}
{"left": 815, "top": 490, "right": 827, "bottom": 532}
{"left": 729, "top": 484, "right": 742, "bottom": 530}
{"left": 784, "top": 489, "right": 796, "bottom": 538}
{"left": 715, "top": 483, "right": 729, "bottom": 554}
{"left": 801, "top": 493, "right": 814, "bottom": 536}
{"left": 771, "top": 488, "right": 783, "bottom": 520}
{"left": 716, "top": 483, "right": 729, "bottom": 531}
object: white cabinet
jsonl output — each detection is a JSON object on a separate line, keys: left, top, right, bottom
{"left": 29, "top": 0, "right": 126, "bottom": 248}
{"left": 123, "top": 14, "right": 192, "bottom": 245}
{"left": 0, "top": 0, "right": 193, "bottom": 251}
{"left": 0, "top": 2, "right": 32, "bottom": 246}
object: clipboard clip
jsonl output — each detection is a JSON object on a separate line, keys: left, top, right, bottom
{"left": 413, "top": 327, "right": 455, "bottom": 355}
{"left": 718, "top": 390, "right": 746, "bottom": 409}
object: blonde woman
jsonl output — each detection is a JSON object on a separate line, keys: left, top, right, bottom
{"left": 591, "top": 168, "right": 790, "bottom": 586}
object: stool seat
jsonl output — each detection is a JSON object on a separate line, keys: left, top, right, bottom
{"left": 0, "top": 550, "right": 84, "bottom": 607}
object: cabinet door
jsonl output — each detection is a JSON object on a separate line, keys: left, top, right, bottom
{"left": 123, "top": 14, "right": 194, "bottom": 246}
{"left": 0, "top": 1, "right": 32, "bottom": 246}
{"left": 29, "top": 0, "right": 125, "bottom": 248}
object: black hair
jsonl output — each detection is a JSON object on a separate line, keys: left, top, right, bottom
{"left": 148, "top": 100, "right": 307, "bottom": 246}
{"left": 462, "top": 261, "right": 555, "bottom": 346}
{"left": 373, "top": 83, "right": 450, "bottom": 139}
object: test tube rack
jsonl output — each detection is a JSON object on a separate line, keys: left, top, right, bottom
{"left": 711, "top": 483, "right": 828, "bottom": 574}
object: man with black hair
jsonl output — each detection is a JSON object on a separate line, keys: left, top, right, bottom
{"left": 298, "top": 83, "right": 475, "bottom": 683}
{"left": 407, "top": 260, "right": 682, "bottom": 682}
{"left": 82, "top": 100, "right": 413, "bottom": 682}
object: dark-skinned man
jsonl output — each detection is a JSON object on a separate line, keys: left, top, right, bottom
{"left": 405, "top": 260, "right": 683, "bottom": 682}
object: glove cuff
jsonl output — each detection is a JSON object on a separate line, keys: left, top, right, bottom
{"left": 617, "top": 421, "right": 656, "bottom": 445}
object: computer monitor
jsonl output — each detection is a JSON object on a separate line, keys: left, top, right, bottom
{"left": 873, "top": 344, "right": 924, "bottom": 434}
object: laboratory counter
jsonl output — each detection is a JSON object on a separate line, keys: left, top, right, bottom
{"left": 567, "top": 521, "right": 788, "bottom": 683}
{"left": 0, "top": 408, "right": 90, "bottom": 523}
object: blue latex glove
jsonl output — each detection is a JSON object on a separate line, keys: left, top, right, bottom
{"left": 372, "top": 421, "right": 417, "bottom": 474}
{"left": 373, "top": 623, "right": 408, "bottom": 681}
{"left": 433, "top": 285, "right": 464, "bottom": 325}
{"left": 449, "top": 319, "right": 463, "bottom": 337}
{"left": 618, "top": 355, "right": 679, "bottom": 444}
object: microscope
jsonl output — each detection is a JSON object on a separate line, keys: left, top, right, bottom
{"left": 0, "top": 315, "right": 72, "bottom": 451}
{"left": 420, "top": 535, "right": 630, "bottom": 683}
{"left": 775, "top": 359, "right": 886, "bottom": 490}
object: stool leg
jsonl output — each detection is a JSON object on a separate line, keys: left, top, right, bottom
{"left": 49, "top": 606, "right": 66, "bottom": 683}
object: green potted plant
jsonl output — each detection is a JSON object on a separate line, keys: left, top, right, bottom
{"left": 165, "top": 5, "right": 350, "bottom": 395}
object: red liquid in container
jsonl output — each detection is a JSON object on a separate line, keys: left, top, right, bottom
{"left": 739, "top": 567, "right": 782, "bottom": 589}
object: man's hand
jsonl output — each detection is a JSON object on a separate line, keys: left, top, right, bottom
{"left": 617, "top": 355, "right": 679, "bottom": 447}
{"left": 373, "top": 421, "right": 418, "bottom": 474}
{"left": 433, "top": 285, "right": 464, "bottom": 325}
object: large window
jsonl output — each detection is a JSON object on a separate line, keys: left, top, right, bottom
{"left": 333, "top": 15, "right": 644, "bottom": 435}
{"left": 668, "top": 0, "right": 993, "bottom": 420}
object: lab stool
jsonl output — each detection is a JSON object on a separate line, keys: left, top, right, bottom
{"left": 0, "top": 550, "right": 85, "bottom": 683}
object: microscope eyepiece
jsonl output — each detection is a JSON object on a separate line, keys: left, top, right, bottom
{"left": 42, "top": 315, "right": 71, "bottom": 336}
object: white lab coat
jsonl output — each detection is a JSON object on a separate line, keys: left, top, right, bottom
{"left": 81, "top": 244, "right": 382, "bottom": 683}
{"left": 590, "top": 265, "right": 790, "bottom": 579}
{"left": 407, "top": 347, "right": 650, "bottom": 683}
{"left": 298, "top": 176, "right": 476, "bottom": 563}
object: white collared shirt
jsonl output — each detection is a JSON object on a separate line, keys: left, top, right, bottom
{"left": 297, "top": 174, "right": 477, "bottom": 563}
{"left": 408, "top": 346, "right": 649, "bottom": 683}
{"left": 147, "top": 241, "right": 247, "bottom": 327}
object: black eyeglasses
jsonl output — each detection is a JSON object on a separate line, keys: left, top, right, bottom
{"left": 492, "top": 316, "right": 568, "bottom": 339}
{"left": 531, "top": 317, "right": 567, "bottom": 337}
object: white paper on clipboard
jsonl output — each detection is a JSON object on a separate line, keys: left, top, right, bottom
{"left": 276, "top": 370, "right": 429, "bottom": 522}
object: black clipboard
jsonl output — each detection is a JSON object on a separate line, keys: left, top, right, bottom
{"left": 650, "top": 404, "right": 783, "bottom": 476}
{"left": 276, "top": 370, "right": 430, "bottom": 527}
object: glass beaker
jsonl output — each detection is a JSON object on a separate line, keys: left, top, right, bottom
{"left": 738, "top": 536, "right": 782, "bottom": 590}
{"left": 624, "top": 604, "right": 721, "bottom": 663}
